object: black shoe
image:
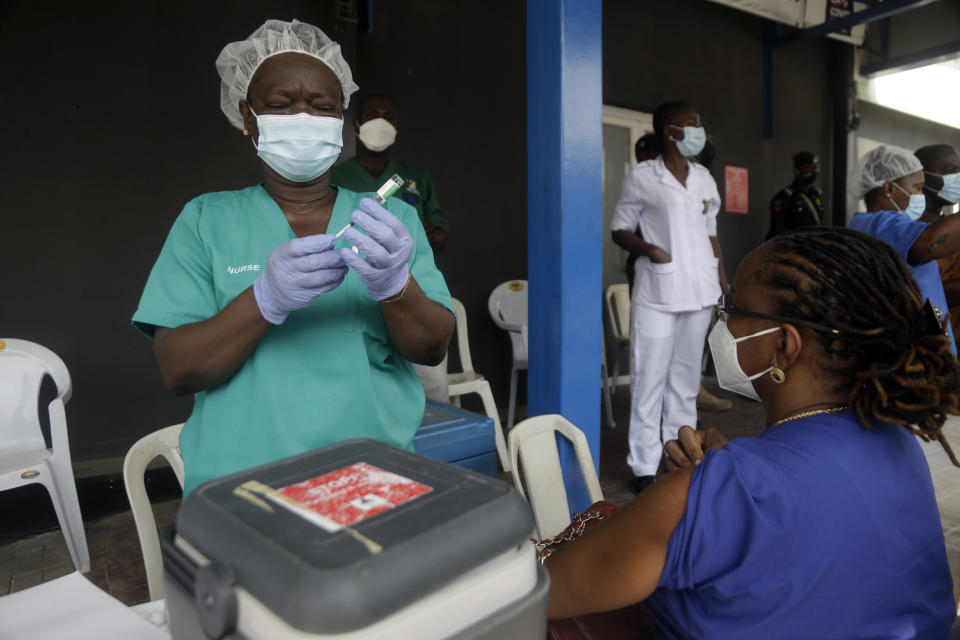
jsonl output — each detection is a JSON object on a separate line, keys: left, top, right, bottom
{"left": 632, "top": 475, "right": 656, "bottom": 494}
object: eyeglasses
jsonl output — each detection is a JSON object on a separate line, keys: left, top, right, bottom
{"left": 717, "top": 293, "right": 841, "bottom": 335}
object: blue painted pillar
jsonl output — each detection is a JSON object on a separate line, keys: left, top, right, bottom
{"left": 526, "top": 0, "right": 603, "bottom": 512}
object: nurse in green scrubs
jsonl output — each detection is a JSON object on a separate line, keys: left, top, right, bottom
{"left": 132, "top": 19, "right": 454, "bottom": 496}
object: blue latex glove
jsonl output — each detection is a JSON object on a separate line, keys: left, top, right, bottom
{"left": 253, "top": 234, "right": 347, "bottom": 325}
{"left": 341, "top": 198, "right": 413, "bottom": 301}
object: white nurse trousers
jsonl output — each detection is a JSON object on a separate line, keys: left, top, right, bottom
{"left": 627, "top": 303, "right": 713, "bottom": 477}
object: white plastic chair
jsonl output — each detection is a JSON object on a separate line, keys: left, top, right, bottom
{"left": 0, "top": 571, "right": 170, "bottom": 639}
{"left": 604, "top": 283, "right": 632, "bottom": 393}
{"left": 488, "top": 281, "right": 528, "bottom": 431}
{"left": 508, "top": 414, "right": 603, "bottom": 539}
{"left": 0, "top": 338, "right": 90, "bottom": 573}
{"left": 447, "top": 298, "right": 510, "bottom": 472}
{"left": 599, "top": 333, "right": 616, "bottom": 429}
{"left": 122, "top": 423, "right": 185, "bottom": 601}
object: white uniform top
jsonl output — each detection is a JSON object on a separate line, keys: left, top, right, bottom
{"left": 611, "top": 156, "right": 722, "bottom": 312}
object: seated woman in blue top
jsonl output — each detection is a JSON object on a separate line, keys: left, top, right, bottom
{"left": 547, "top": 227, "right": 959, "bottom": 638}
{"left": 850, "top": 144, "right": 960, "bottom": 353}
{"left": 132, "top": 20, "right": 454, "bottom": 496}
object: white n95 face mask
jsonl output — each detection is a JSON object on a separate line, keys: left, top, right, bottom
{"left": 357, "top": 118, "right": 397, "bottom": 152}
{"left": 252, "top": 110, "right": 343, "bottom": 182}
{"left": 708, "top": 319, "right": 781, "bottom": 402}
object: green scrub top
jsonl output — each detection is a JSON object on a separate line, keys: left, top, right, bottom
{"left": 331, "top": 157, "right": 448, "bottom": 232}
{"left": 132, "top": 185, "right": 452, "bottom": 496}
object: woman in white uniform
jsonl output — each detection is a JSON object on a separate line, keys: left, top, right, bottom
{"left": 610, "top": 101, "right": 727, "bottom": 491}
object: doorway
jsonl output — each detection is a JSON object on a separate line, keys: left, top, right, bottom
{"left": 602, "top": 106, "right": 653, "bottom": 291}
{"left": 601, "top": 106, "right": 653, "bottom": 390}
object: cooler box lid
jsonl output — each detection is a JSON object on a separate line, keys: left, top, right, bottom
{"left": 414, "top": 400, "right": 495, "bottom": 462}
{"left": 173, "top": 439, "right": 533, "bottom": 634}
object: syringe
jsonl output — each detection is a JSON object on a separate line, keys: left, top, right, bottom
{"left": 335, "top": 173, "right": 406, "bottom": 238}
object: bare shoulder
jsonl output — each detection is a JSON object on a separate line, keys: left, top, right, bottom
{"left": 618, "top": 466, "right": 693, "bottom": 535}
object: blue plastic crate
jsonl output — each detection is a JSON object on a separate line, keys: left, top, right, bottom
{"left": 413, "top": 400, "right": 498, "bottom": 477}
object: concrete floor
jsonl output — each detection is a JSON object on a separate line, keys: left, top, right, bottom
{"left": 2, "top": 376, "right": 959, "bottom": 611}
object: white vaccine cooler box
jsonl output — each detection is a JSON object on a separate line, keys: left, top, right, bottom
{"left": 162, "top": 439, "right": 548, "bottom": 639}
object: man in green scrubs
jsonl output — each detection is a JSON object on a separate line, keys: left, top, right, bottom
{"left": 332, "top": 95, "right": 452, "bottom": 402}
{"left": 332, "top": 95, "right": 449, "bottom": 255}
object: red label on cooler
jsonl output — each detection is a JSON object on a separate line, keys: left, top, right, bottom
{"left": 278, "top": 462, "right": 433, "bottom": 528}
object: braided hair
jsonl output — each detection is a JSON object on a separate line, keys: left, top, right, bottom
{"left": 758, "top": 226, "right": 960, "bottom": 465}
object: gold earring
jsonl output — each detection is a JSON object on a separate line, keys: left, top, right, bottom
{"left": 243, "top": 128, "right": 249, "bottom": 136}
{"left": 770, "top": 367, "right": 786, "bottom": 384}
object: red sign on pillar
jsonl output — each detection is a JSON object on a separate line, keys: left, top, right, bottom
{"left": 724, "top": 165, "right": 749, "bottom": 214}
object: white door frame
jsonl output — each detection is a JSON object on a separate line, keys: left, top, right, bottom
{"left": 601, "top": 106, "right": 652, "bottom": 393}
{"left": 602, "top": 105, "right": 654, "bottom": 186}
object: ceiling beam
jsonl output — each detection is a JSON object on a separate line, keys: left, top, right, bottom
{"left": 773, "top": 0, "right": 940, "bottom": 49}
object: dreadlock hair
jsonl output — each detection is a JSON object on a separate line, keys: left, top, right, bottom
{"left": 758, "top": 226, "right": 960, "bottom": 466}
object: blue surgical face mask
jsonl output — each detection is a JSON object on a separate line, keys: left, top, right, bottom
{"left": 250, "top": 109, "right": 343, "bottom": 182}
{"left": 925, "top": 170, "right": 960, "bottom": 204}
{"left": 669, "top": 124, "right": 706, "bottom": 157}
{"left": 893, "top": 182, "right": 926, "bottom": 221}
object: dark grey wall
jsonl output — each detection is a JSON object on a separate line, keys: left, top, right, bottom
{"left": 603, "top": 0, "right": 837, "bottom": 280}
{"left": 1, "top": 1, "right": 340, "bottom": 465}
{"left": 348, "top": 0, "right": 528, "bottom": 415}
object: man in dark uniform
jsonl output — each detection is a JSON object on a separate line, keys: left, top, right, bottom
{"left": 766, "top": 151, "right": 825, "bottom": 239}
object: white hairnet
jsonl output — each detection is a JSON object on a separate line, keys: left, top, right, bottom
{"left": 859, "top": 145, "right": 924, "bottom": 197}
{"left": 215, "top": 19, "right": 359, "bottom": 130}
